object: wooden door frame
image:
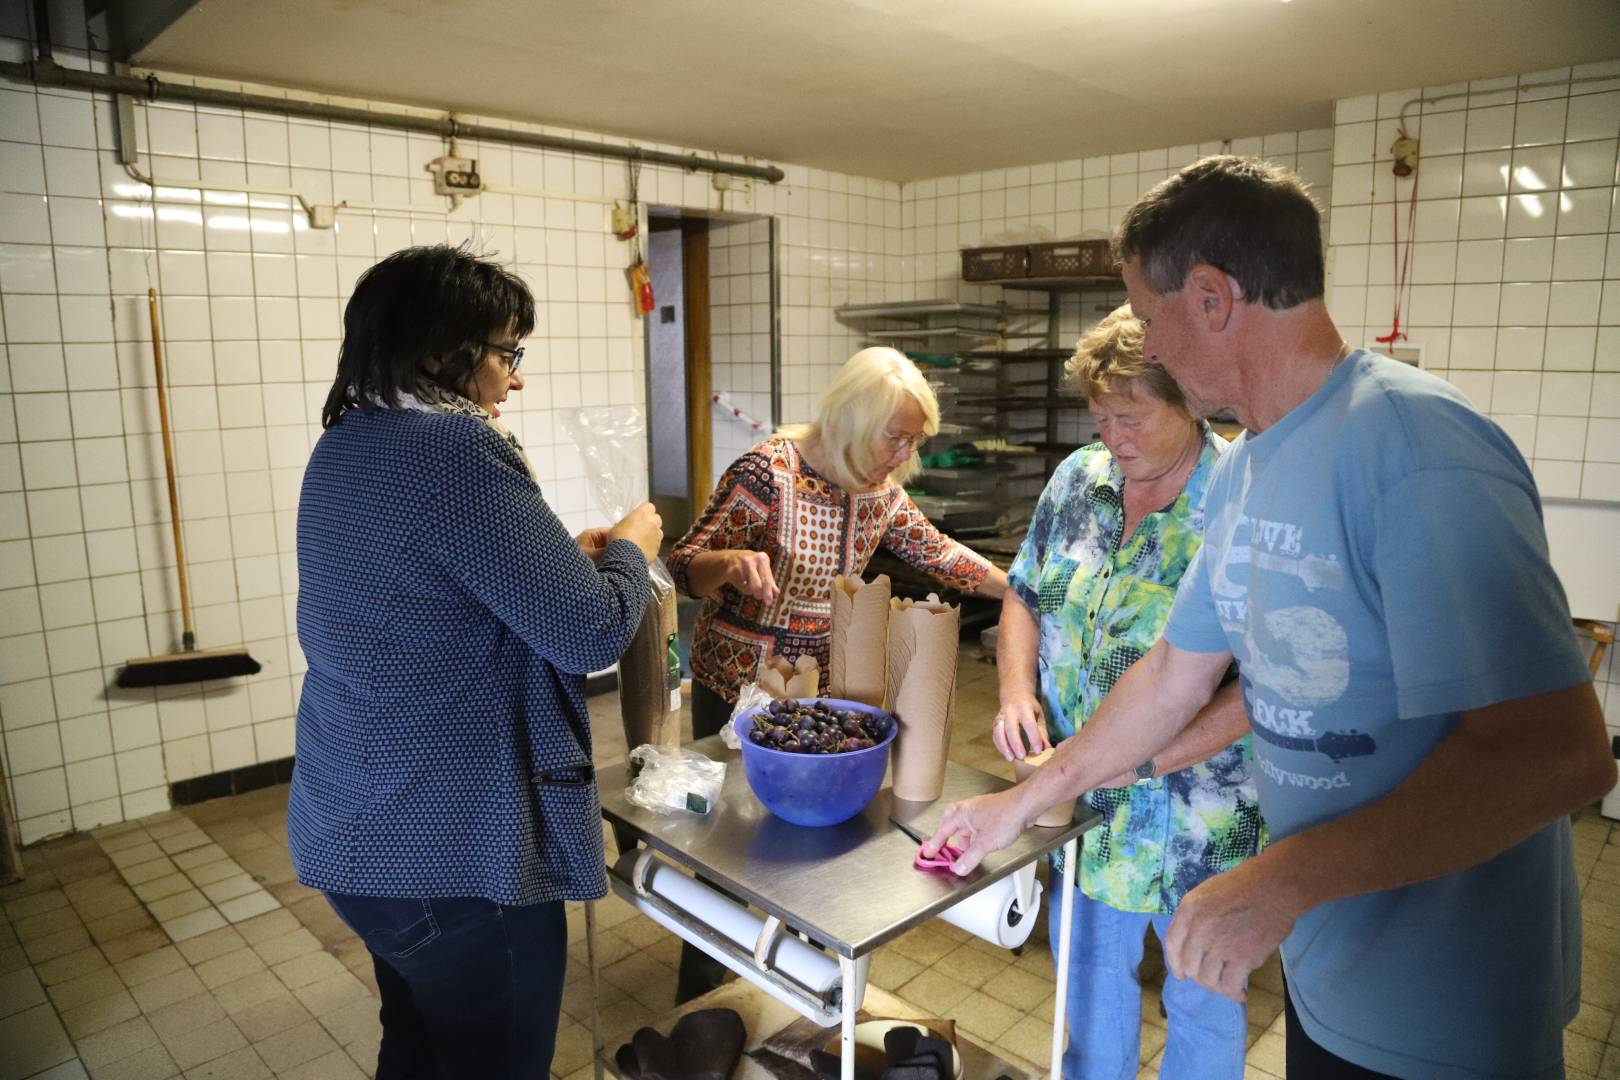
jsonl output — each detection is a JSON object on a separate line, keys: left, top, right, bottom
{"left": 681, "top": 218, "right": 712, "bottom": 504}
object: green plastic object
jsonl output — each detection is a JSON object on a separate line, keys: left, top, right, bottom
{"left": 920, "top": 448, "right": 986, "bottom": 469}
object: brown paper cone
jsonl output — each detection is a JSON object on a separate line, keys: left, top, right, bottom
{"left": 784, "top": 655, "right": 820, "bottom": 699}
{"left": 759, "top": 654, "right": 820, "bottom": 700}
{"left": 886, "top": 595, "right": 959, "bottom": 802}
{"left": 619, "top": 584, "right": 681, "bottom": 749}
{"left": 758, "top": 656, "right": 790, "bottom": 699}
{"left": 829, "top": 574, "right": 891, "bottom": 707}
{"left": 1012, "top": 747, "right": 1079, "bottom": 827}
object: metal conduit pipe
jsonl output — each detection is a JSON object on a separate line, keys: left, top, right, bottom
{"left": 0, "top": 58, "right": 786, "bottom": 184}
{"left": 30, "top": 0, "right": 52, "bottom": 63}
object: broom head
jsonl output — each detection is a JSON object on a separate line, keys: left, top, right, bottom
{"left": 117, "top": 647, "right": 262, "bottom": 688}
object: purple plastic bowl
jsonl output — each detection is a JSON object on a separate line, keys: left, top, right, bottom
{"left": 732, "top": 698, "right": 898, "bottom": 827}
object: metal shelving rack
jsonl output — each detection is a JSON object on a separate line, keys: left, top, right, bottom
{"left": 937, "top": 268, "right": 1128, "bottom": 566}
{"left": 835, "top": 300, "right": 1051, "bottom": 539}
{"left": 833, "top": 282, "right": 1117, "bottom": 624}
{"left": 834, "top": 298, "right": 1045, "bottom": 346}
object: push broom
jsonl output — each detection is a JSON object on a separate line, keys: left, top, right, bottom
{"left": 115, "top": 289, "right": 261, "bottom": 688}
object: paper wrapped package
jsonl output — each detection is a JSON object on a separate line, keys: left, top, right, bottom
{"left": 619, "top": 578, "right": 681, "bottom": 750}
{"left": 885, "top": 594, "right": 959, "bottom": 802}
{"left": 828, "top": 574, "right": 891, "bottom": 707}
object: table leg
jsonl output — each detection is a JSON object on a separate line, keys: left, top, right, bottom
{"left": 587, "top": 900, "right": 605, "bottom": 1080}
{"left": 839, "top": 954, "right": 859, "bottom": 1080}
{"left": 1050, "top": 838, "right": 1077, "bottom": 1080}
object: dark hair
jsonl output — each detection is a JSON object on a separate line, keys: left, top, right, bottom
{"left": 1114, "top": 155, "right": 1325, "bottom": 310}
{"left": 321, "top": 245, "right": 535, "bottom": 427}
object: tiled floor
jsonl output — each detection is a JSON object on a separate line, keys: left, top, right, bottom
{"left": 3, "top": 644, "right": 1620, "bottom": 1079}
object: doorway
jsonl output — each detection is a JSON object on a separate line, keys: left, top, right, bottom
{"left": 643, "top": 209, "right": 778, "bottom": 540}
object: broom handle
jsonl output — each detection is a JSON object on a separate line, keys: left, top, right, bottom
{"left": 147, "top": 289, "right": 195, "bottom": 651}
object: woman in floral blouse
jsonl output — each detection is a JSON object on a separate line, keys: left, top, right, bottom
{"left": 667, "top": 345, "right": 1007, "bottom": 1000}
{"left": 997, "top": 306, "right": 1262, "bottom": 1080}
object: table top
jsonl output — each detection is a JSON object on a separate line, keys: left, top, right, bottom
{"left": 597, "top": 735, "right": 1098, "bottom": 958}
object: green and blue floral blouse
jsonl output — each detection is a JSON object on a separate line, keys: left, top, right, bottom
{"left": 1009, "top": 428, "right": 1265, "bottom": 913}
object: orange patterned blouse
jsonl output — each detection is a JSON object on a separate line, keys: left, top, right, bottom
{"left": 667, "top": 436, "right": 992, "bottom": 704}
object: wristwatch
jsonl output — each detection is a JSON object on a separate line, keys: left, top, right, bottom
{"left": 1132, "top": 759, "right": 1155, "bottom": 781}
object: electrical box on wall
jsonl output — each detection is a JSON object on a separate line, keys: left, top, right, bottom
{"left": 713, "top": 173, "right": 752, "bottom": 196}
{"left": 427, "top": 156, "right": 482, "bottom": 195}
{"left": 1371, "top": 341, "right": 1424, "bottom": 367}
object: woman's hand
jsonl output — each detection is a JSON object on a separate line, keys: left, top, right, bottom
{"left": 993, "top": 692, "right": 1049, "bottom": 761}
{"left": 921, "top": 789, "right": 1030, "bottom": 876}
{"left": 609, "top": 502, "right": 664, "bottom": 562}
{"left": 723, "top": 550, "right": 779, "bottom": 604}
{"left": 575, "top": 527, "right": 612, "bottom": 564}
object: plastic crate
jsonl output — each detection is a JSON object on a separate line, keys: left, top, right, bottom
{"left": 1029, "top": 240, "right": 1116, "bottom": 277}
{"left": 961, "top": 245, "right": 1030, "bottom": 282}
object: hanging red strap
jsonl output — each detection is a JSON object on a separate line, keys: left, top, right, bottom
{"left": 1376, "top": 151, "right": 1420, "bottom": 346}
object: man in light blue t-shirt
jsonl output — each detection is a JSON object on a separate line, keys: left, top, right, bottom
{"left": 925, "top": 157, "right": 1615, "bottom": 1079}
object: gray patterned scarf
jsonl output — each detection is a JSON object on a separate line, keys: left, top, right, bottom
{"left": 370, "top": 384, "right": 537, "bottom": 481}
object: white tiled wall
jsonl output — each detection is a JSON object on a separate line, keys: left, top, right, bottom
{"left": 1324, "top": 60, "right": 1620, "bottom": 500}
{"left": 1323, "top": 60, "right": 1620, "bottom": 755}
{"left": 3, "top": 11, "right": 1615, "bottom": 843}
{"left": 896, "top": 130, "right": 1335, "bottom": 457}
{"left": 897, "top": 128, "right": 1336, "bottom": 406}
{"left": 708, "top": 217, "right": 774, "bottom": 473}
{"left": 0, "top": 23, "right": 893, "bottom": 841}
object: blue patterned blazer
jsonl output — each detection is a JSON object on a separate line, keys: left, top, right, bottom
{"left": 288, "top": 407, "right": 649, "bottom": 905}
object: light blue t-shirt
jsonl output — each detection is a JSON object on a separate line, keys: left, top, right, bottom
{"left": 1165, "top": 351, "right": 1591, "bottom": 1079}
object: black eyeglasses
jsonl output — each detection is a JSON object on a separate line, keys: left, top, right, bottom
{"left": 486, "top": 342, "right": 524, "bottom": 374}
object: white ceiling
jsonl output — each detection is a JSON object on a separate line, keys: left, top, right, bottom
{"left": 134, "top": 0, "right": 1620, "bottom": 182}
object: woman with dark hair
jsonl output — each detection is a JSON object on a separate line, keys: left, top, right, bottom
{"left": 289, "top": 245, "right": 662, "bottom": 1079}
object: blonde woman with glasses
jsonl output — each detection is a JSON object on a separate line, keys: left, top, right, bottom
{"left": 666, "top": 345, "right": 1008, "bottom": 1000}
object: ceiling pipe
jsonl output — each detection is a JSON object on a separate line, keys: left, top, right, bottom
{"left": 0, "top": 58, "right": 787, "bottom": 184}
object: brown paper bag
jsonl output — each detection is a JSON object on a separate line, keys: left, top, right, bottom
{"left": 829, "top": 574, "right": 891, "bottom": 707}
{"left": 619, "top": 582, "right": 681, "bottom": 750}
{"left": 886, "top": 594, "right": 959, "bottom": 802}
{"left": 759, "top": 654, "right": 820, "bottom": 699}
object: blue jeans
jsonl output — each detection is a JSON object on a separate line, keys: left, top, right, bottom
{"left": 1047, "top": 886, "right": 1246, "bottom": 1080}
{"left": 324, "top": 892, "right": 568, "bottom": 1080}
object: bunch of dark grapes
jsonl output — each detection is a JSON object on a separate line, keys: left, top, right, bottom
{"left": 748, "top": 699, "right": 896, "bottom": 754}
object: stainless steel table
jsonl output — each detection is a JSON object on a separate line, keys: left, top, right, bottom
{"left": 589, "top": 734, "right": 1099, "bottom": 1080}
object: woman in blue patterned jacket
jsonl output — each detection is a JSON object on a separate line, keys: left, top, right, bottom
{"left": 289, "top": 245, "right": 662, "bottom": 1079}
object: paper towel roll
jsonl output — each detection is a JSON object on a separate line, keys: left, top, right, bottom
{"left": 613, "top": 850, "right": 842, "bottom": 995}
{"left": 829, "top": 574, "right": 891, "bottom": 707}
{"left": 936, "top": 864, "right": 1042, "bottom": 950}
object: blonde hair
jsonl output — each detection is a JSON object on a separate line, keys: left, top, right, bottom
{"left": 1064, "top": 303, "right": 1189, "bottom": 413}
{"left": 779, "top": 347, "right": 940, "bottom": 490}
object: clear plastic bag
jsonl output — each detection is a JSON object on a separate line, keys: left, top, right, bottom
{"left": 626, "top": 744, "right": 725, "bottom": 815}
{"left": 721, "top": 682, "right": 775, "bottom": 748}
{"left": 560, "top": 405, "right": 676, "bottom": 599}
{"left": 564, "top": 407, "right": 682, "bottom": 747}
